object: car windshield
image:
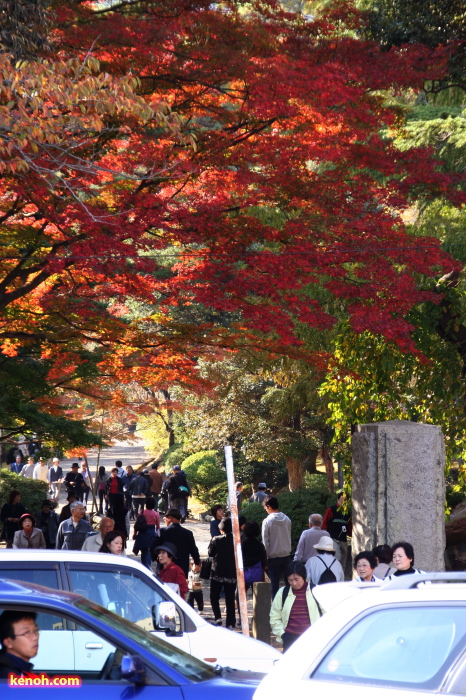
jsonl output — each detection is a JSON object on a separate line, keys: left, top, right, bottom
{"left": 313, "top": 605, "right": 466, "bottom": 690}
{"left": 74, "top": 597, "right": 216, "bottom": 682}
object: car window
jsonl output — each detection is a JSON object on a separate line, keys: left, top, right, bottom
{"left": 0, "top": 567, "right": 60, "bottom": 590}
{"left": 74, "top": 597, "right": 216, "bottom": 682}
{"left": 0, "top": 569, "right": 63, "bottom": 634}
{"left": 67, "top": 567, "right": 165, "bottom": 631}
{"left": 312, "top": 606, "right": 466, "bottom": 690}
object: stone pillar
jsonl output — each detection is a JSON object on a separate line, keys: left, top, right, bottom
{"left": 352, "top": 420, "right": 445, "bottom": 572}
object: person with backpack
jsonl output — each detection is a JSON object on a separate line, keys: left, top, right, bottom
{"left": 262, "top": 496, "right": 292, "bottom": 600}
{"left": 270, "top": 561, "right": 321, "bottom": 652}
{"left": 168, "top": 465, "right": 190, "bottom": 522}
{"left": 305, "top": 535, "right": 344, "bottom": 585}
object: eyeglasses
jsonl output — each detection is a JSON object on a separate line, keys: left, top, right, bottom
{"left": 15, "top": 628, "right": 40, "bottom": 638}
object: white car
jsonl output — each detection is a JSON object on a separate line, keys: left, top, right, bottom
{"left": 0, "top": 550, "right": 280, "bottom": 673}
{"left": 255, "top": 573, "right": 466, "bottom": 700}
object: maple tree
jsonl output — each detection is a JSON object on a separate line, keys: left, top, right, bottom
{"left": 1, "top": 0, "right": 465, "bottom": 450}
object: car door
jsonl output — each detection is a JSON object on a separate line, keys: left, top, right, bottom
{"left": 64, "top": 562, "right": 192, "bottom": 653}
{"left": 0, "top": 603, "right": 184, "bottom": 700}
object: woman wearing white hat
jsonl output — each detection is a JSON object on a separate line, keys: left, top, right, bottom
{"left": 305, "top": 535, "right": 344, "bottom": 585}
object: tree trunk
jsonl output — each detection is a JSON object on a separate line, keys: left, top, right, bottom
{"left": 286, "top": 456, "right": 305, "bottom": 491}
{"left": 303, "top": 449, "right": 319, "bottom": 474}
{"left": 321, "top": 443, "right": 335, "bottom": 493}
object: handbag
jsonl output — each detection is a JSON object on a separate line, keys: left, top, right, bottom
{"left": 200, "top": 558, "right": 212, "bottom": 580}
{"left": 244, "top": 561, "right": 263, "bottom": 587}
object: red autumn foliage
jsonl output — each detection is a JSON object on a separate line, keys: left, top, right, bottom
{"left": 0, "top": 0, "right": 464, "bottom": 414}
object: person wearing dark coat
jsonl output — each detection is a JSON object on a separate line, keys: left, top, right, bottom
{"left": 106, "top": 468, "right": 125, "bottom": 512}
{"left": 108, "top": 492, "right": 129, "bottom": 547}
{"left": 63, "top": 463, "right": 85, "bottom": 501}
{"left": 209, "top": 505, "right": 224, "bottom": 539}
{"left": 150, "top": 508, "right": 200, "bottom": 578}
{"left": 130, "top": 472, "right": 149, "bottom": 516}
{"left": 35, "top": 500, "right": 60, "bottom": 549}
{"left": 208, "top": 517, "right": 237, "bottom": 629}
{"left": 241, "top": 520, "right": 267, "bottom": 587}
{"left": 0, "top": 490, "right": 26, "bottom": 548}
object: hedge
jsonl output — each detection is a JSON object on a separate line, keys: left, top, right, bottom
{"left": 240, "top": 474, "right": 332, "bottom": 551}
{"left": 181, "top": 450, "right": 227, "bottom": 504}
{"left": 0, "top": 469, "right": 49, "bottom": 517}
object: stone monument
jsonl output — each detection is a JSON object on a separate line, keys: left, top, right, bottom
{"left": 352, "top": 420, "right": 445, "bottom": 572}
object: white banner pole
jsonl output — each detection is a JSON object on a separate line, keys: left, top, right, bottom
{"left": 224, "top": 445, "right": 249, "bottom": 636}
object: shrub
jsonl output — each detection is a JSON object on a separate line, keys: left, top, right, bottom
{"left": 201, "top": 483, "right": 230, "bottom": 511}
{"left": 181, "top": 450, "right": 227, "bottom": 504}
{"left": 163, "top": 444, "right": 191, "bottom": 469}
{"left": 241, "top": 474, "right": 331, "bottom": 551}
{"left": 0, "top": 470, "right": 49, "bottom": 516}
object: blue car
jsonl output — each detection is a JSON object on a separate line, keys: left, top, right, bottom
{"left": 0, "top": 578, "right": 261, "bottom": 697}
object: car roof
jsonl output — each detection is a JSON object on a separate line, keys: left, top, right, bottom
{"left": 0, "top": 549, "right": 149, "bottom": 571}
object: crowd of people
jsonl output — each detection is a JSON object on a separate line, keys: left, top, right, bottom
{"left": 0, "top": 456, "right": 425, "bottom": 650}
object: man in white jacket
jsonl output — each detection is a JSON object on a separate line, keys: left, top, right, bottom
{"left": 33, "top": 457, "right": 49, "bottom": 483}
{"left": 262, "top": 496, "right": 292, "bottom": 599}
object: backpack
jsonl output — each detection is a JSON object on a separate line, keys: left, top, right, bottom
{"left": 134, "top": 514, "right": 148, "bottom": 533}
{"left": 316, "top": 556, "right": 337, "bottom": 584}
{"left": 281, "top": 582, "right": 322, "bottom": 616}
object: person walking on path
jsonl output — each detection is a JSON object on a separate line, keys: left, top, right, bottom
{"left": 130, "top": 469, "right": 149, "bottom": 517}
{"left": 372, "top": 544, "right": 396, "bottom": 579}
{"left": 122, "top": 466, "right": 136, "bottom": 516}
{"left": 305, "top": 535, "right": 344, "bottom": 585}
{"left": 10, "top": 455, "right": 23, "bottom": 474}
{"left": 12, "top": 514, "right": 46, "bottom": 549}
{"left": 63, "top": 463, "right": 85, "bottom": 502}
{"left": 56, "top": 501, "right": 93, "bottom": 550}
{"left": 208, "top": 517, "right": 237, "bottom": 628}
{"left": 249, "top": 483, "right": 268, "bottom": 504}
{"left": 322, "top": 491, "right": 352, "bottom": 571}
{"left": 95, "top": 466, "right": 109, "bottom": 515}
{"left": 262, "top": 496, "right": 292, "bottom": 599}
{"left": 209, "top": 505, "right": 224, "bottom": 539}
{"left": 105, "top": 467, "right": 124, "bottom": 512}
{"left": 150, "top": 508, "right": 201, "bottom": 578}
{"left": 48, "top": 458, "right": 63, "bottom": 501}
{"left": 167, "top": 465, "right": 190, "bottom": 522}
{"left": 147, "top": 465, "right": 165, "bottom": 511}
{"left": 34, "top": 500, "right": 59, "bottom": 549}
{"left": 81, "top": 517, "right": 115, "bottom": 552}
{"left": 270, "top": 561, "right": 320, "bottom": 652}
{"left": 80, "top": 461, "right": 91, "bottom": 507}
{"left": 19, "top": 457, "right": 35, "bottom": 479}
{"left": 154, "top": 543, "right": 188, "bottom": 599}
{"left": 389, "top": 541, "right": 425, "bottom": 578}
{"left": 242, "top": 520, "right": 267, "bottom": 591}
{"left": 33, "top": 457, "right": 48, "bottom": 483}
{"left": 294, "top": 514, "right": 328, "bottom": 563}
{"left": 0, "top": 490, "right": 26, "bottom": 548}
{"left": 354, "top": 550, "right": 381, "bottom": 582}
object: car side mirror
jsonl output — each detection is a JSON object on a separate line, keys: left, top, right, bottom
{"left": 153, "top": 602, "right": 182, "bottom": 636}
{"left": 121, "top": 655, "right": 146, "bottom": 684}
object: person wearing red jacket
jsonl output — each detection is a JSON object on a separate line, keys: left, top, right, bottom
{"left": 154, "top": 542, "right": 188, "bottom": 599}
